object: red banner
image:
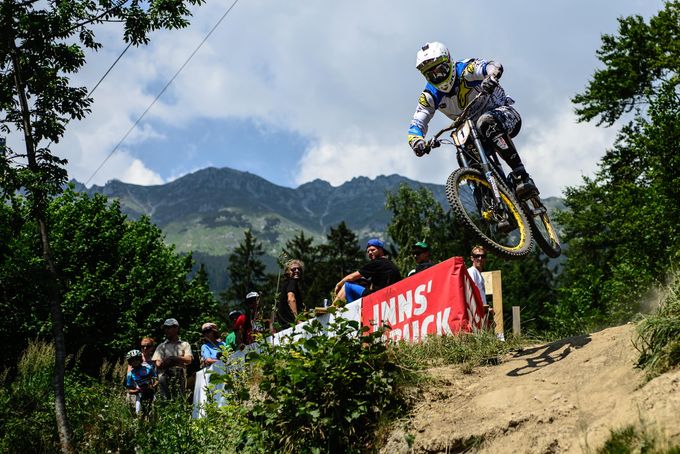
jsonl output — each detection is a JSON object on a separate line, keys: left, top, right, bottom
{"left": 361, "top": 257, "right": 485, "bottom": 342}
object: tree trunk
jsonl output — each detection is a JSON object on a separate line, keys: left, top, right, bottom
{"left": 10, "top": 42, "right": 73, "bottom": 453}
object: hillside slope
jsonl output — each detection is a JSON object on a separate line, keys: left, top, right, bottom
{"left": 384, "top": 324, "right": 680, "bottom": 453}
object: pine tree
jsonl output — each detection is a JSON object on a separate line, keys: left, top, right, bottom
{"left": 221, "top": 229, "right": 267, "bottom": 306}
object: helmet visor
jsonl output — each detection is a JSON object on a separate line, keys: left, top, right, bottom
{"left": 423, "top": 61, "right": 451, "bottom": 85}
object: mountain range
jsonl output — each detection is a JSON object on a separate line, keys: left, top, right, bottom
{"left": 73, "top": 166, "right": 565, "bottom": 291}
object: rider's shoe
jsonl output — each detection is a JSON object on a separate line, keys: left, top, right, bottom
{"left": 513, "top": 173, "right": 539, "bottom": 200}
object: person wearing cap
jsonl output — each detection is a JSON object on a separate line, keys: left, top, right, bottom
{"left": 152, "top": 318, "right": 193, "bottom": 399}
{"left": 408, "top": 241, "right": 435, "bottom": 276}
{"left": 234, "top": 292, "right": 267, "bottom": 347}
{"left": 200, "top": 322, "right": 226, "bottom": 368}
{"left": 275, "top": 259, "right": 305, "bottom": 330}
{"left": 467, "top": 245, "right": 488, "bottom": 306}
{"left": 125, "top": 349, "right": 157, "bottom": 416}
{"left": 333, "top": 238, "right": 402, "bottom": 304}
{"left": 225, "top": 310, "right": 242, "bottom": 351}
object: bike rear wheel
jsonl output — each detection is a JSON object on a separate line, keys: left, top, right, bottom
{"left": 522, "top": 196, "right": 562, "bottom": 258}
{"left": 446, "top": 168, "right": 532, "bottom": 259}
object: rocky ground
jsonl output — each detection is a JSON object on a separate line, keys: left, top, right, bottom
{"left": 382, "top": 323, "right": 680, "bottom": 453}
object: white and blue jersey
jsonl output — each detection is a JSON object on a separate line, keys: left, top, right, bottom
{"left": 408, "top": 58, "right": 514, "bottom": 142}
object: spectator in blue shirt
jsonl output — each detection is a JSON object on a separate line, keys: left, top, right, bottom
{"left": 200, "top": 322, "right": 226, "bottom": 368}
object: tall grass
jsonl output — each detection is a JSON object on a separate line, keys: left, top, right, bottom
{"left": 635, "top": 272, "right": 680, "bottom": 379}
{"left": 390, "top": 329, "right": 528, "bottom": 375}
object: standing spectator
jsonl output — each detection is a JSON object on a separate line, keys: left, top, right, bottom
{"left": 200, "top": 322, "right": 225, "bottom": 368}
{"left": 125, "top": 349, "right": 157, "bottom": 417}
{"left": 407, "top": 241, "right": 435, "bottom": 276}
{"left": 140, "top": 337, "right": 156, "bottom": 371}
{"left": 467, "top": 245, "right": 488, "bottom": 306}
{"left": 275, "top": 259, "right": 305, "bottom": 329}
{"left": 333, "top": 239, "right": 402, "bottom": 304}
{"left": 152, "top": 318, "right": 193, "bottom": 400}
{"left": 225, "top": 311, "right": 242, "bottom": 351}
{"left": 234, "top": 292, "right": 267, "bottom": 347}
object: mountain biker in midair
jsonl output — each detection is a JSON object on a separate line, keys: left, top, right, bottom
{"left": 408, "top": 41, "right": 537, "bottom": 200}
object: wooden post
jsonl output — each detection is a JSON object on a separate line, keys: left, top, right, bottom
{"left": 482, "top": 270, "right": 504, "bottom": 338}
{"left": 512, "top": 306, "right": 521, "bottom": 336}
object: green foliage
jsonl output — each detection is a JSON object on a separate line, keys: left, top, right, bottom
{"left": 391, "top": 329, "right": 527, "bottom": 372}
{"left": 222, "top": 311, "right": 405, "bottom": 453}
{"left": 386, "top": 184, "right": 557, "bottom": 333}
{"left": 221, "top": 229, "right": 268, "bottom": 305}
{"left": 314, "top": 221, "right": 365, "bottom": 302}
{"left": 596, "top": 424, "right": 680, "bottom": 454}
{"left": 635, "top": 272, "right": 680, "bottom": 379}
{"left": 386, "top": 183, "right": 470, "bottom": 273}
{"left": 572, "top": 1, "right": 679, "bottom": 126}
{"left": 0, "top": 190, "right": 219, "bottom": 367}
{"left": 554, "top": 3, "right": 680, "bottom": 334}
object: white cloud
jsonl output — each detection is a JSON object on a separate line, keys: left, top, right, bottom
{"left": 519, "top": 106, "right": 618, "bottom": 197}
{"left": 36, "top": 0, "right": 661, "bottom": 192}
{"left": 118, "top": 157, "right": 164, "bottom": 186}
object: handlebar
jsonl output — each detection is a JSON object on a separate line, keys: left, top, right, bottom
{"left": 428, "top": 91, "right": 486, "bottom": 148}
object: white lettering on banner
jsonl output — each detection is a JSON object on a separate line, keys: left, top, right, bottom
{"left": 389, "top": 312, "right": 440, "bottom": 342}
{"left": 413, "top": 280, "right": 432, "bottom": 316}
{"left": 436, "top": 308, "right": 453, "bottom": 335}
{"left": 381, "top": 298, "right": 397, "bottom": 326}
{"left": 397, "top": 291, "right": 412, "bottom": 323}
{"left": 370, "top": 280, "right": 433, "bottom": 330}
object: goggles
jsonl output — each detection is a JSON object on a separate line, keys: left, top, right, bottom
{"left": 422, "top": 61, "right": 451, "bottom": 85}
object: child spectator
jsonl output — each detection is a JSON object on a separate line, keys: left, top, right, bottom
{"left": 125, "top": 349, "right": 157, "bottom": 416}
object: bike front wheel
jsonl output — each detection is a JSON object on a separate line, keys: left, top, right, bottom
{"left": 446, "top": 168, "right": 533, "bottom": 259}
{"left": 522, "top": 196, "right": 562, "bottom": 258}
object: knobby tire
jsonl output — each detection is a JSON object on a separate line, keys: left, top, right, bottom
{"left": 522, "top": 196, "right": 562, "bottom": 258}
{"left": 446, "top": 168, "right": 532, "bottom": 259}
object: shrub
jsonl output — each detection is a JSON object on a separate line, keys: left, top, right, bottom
{"left": 635, "top": 272, "right": 680, "bottom": 379}
{"left": 218, "top": 309, "right": 405, "bottom": 453}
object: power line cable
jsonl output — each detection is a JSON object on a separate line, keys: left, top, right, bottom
{"left": 90, "top": 42, "right": 132, "bottom": 96}
{"left": 44, "top": 41, "right": 131, "bottom": 150}
{"left": 84, "top": 0, "right": 240, "bottom": 186}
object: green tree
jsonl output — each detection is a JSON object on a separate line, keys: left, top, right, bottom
{"left": 0, "top": 189, "right": 219, "bottom": 371}
{"left": 315, "top": 222, "right": 364, "bottom": 298}
{"left": 572, "top": 1, "right": 679, "bottom": 126}
{"left": 222, "top": 229, "right": 267, "bottom": 305}
{"left": 386, "top": 183, "right": 471, "bottom": 273}
{"left": 0, "top": 1, "right": 205, "bottom": 449}
{"left": 553, "top": 2, "right": 680, "bottom": 334}
{"left": 282, "top": 230, "right": 323, "bottom": 308}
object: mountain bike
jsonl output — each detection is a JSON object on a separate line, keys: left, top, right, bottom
{"left": 424, "top": 93, "right": 562, "bottom": 259}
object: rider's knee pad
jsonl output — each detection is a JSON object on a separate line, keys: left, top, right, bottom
{"left": 476, "top": 113, "right": 500, "bottom": 140}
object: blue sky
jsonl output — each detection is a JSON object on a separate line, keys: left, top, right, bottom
{"left": 31, "top": 0, "right": 664, "bottom": 197}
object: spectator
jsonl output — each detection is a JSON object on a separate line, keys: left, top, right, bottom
{"left": 125, "top": 349, "right": 157, "bottom": 417}
{"left": 152, "top": 318, "right": 193, "bottom": 400}
{"left": 225, "top": 311, "right": 242, "bottom": 351}
{"left": 333, "top": 239, "right": 402, "bottom": 304}
{"left": 467, "top": 245, "right": 488, "bottom": 306}
{"left": 140, "top": 337, "right": 156, "bottom": 371}
{"left": 200, "top": 322, "right": 226, "bottom": 368}
{"left": 407, "top": 241, "right": 435, "bottom": 276}
{"left": 234, "top": 292, "right": 267, "bottom": 347}
{"left": 275, "top": 259, "right": 305, "bottom": 329}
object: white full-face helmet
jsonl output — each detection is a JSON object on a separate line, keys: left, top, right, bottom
{"left": 416, "top": 42, "right": 454, "bottom": 93}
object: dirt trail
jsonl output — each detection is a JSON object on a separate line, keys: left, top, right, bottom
{"left": 383, "top": 324, "right": 680, "bottom": 453}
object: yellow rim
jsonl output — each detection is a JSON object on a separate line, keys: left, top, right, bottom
{"left": 460, "top": 174, "right": 529, "bottom": 252}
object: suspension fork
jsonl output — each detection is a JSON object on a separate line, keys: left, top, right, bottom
{"left": 468, "top": 120, "right": 503, "bottom": 204}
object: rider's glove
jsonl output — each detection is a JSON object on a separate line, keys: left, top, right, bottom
{"left": 409, "top": 136, "right": 429, "bottom": 157}
{"left": 481, "top": 76, "right": 498, "bottom": 94}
